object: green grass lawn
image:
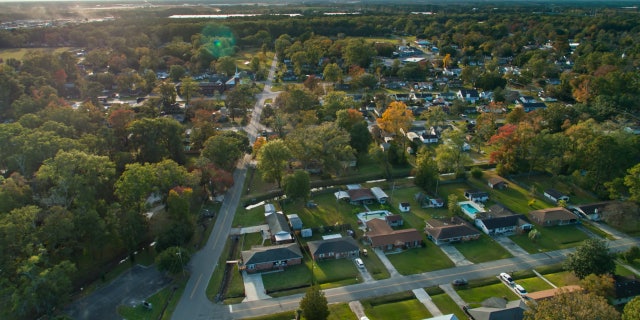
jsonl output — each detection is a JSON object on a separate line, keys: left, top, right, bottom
{"left": 541, "top": 271, "right": 580, "bottom": 287}
{"left": 453, "top": 235, "right": 513, "bottom": 263}
{"left": 512, "top": 174, "right": 599, "bottom": 205}
{"left": 239, "top": 302, "right": 356, "bottom": 320}
{"left": 386, "top": 242, "right": 454, "bottom": 275}
{"left": 361, "top": 292, "right": 432, "bottom": 320}
{"left": 206, "top": 238, "right": 233, "bottom": 301}
{"left": 467, "top": 173, "right": 551, "bottom": 214}
{"left": 455, "top": 282, "right": 519, "bottom": 307}
{"left": 509, "top": 225, "right": 590, "bottom": 253}
{"left": 241, "top": 232, "right": 265, "bottom": 250}
{"left": 233, "top": 203, "right": 268, "bottom": 228}
{"left": 387, "top": 185, "right": 450, "bottom": 230}
{"left": 225, "top": 264, "right": 246, "bottom": 301}
{"left": 262, "top": 263, "right": 312, "bottom": 293}
{"left": 516, "top": 276, "right": 554, "bottom": 293}
{"left": 430, "top": 292, "right": 467, "bottom": 319}
{"left": 313, "top": 258, "right": 360, "bottom": 285}
{"left": 360, "top": 249, "right": 391, "bottom": 280}
{"left": 284, "top": 193, "right": 361, "bottom": 229}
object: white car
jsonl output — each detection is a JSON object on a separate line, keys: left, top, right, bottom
{"left": 500, "top": 272, "right": 514, "bottom": 285}
{"left": 355, "top": 258, "right": 365, "bottom": 269}
{"left": 514, "top": 284, "right": 527, "bottom": 296}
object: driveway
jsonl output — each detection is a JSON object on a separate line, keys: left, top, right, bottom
{"left": 439, "top": 245, "right": 473, "bottom": 266}
{"left": 65, "top": 264, "right": 171, "bottom": 320}
{"left": 242, "top": 271, "right": 271, "bottom": 302}
{"left": 493, "top": 236, "right": 529, "bottom": 256}
{"left": 373, "top": 248, "right": 401, "bottom": 278}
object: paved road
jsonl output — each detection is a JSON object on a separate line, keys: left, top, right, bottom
{"left": 171, "top": 55, "right": 280, "bottom": 320}
{"left": 228, "top": 237, "right": 640, "bottom": 319}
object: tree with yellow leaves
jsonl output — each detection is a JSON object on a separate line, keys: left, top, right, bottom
{"left": 376, "top": 101, "right": 414, "bottom": 136}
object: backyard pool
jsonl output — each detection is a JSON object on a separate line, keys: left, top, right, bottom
{"left": 356, "top": 210, "right": 391, "bottom": 226}
{"left": 458, "top": 201, "right": 486, "bottom": 219}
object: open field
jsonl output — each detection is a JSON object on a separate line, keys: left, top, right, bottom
{"left": 0, "top": 47, "right": 77, "bottom": 61}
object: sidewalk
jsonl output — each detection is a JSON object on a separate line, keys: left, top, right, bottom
{"left": 374, "top": 248, "right": 401, "bottom": 278}
{"left": 438, "top": 283, "right": 467, "bottom": 307}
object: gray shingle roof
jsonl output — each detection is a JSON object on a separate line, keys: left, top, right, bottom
{"left": 307, "top": 237, "right": 359, "bottom": 257}
{"left": 241, "top": 243, "right": 302, "bottom": 265}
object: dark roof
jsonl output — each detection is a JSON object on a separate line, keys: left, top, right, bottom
{"left": 488, "top": 177, "right": 507, "bottom": 186}
{"left": 386, "top": 214, "right": 403, "bottom": 223}
{"left": 347, "top": 188, "right": 376, "bottom": 201}
{"left": 426, "top": 223, "right": 480, "bottom": 240}
{"left": 241, "top": 243, "right": 302, "bottom": 265}
{"left": 574, "top": 202, "right": 612, "bottom": 215}
{"left": 614, "top": 276, "right": 640, "bottom": 300}
{"left": 465, "top": 190, "right": 489, "bottom": 197}
{"left": 544, "top": 189, "right": 566, "bottom": 199}
{"left": 266, "top": 212, "right": 291, "bottom": 235}
{"left": 307, "top": 237, "right": 359, "bottom": 257}
{"left": 478, "top": 214, "right": 530, "bottom": 230}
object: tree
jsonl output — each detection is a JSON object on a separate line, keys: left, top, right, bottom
{"left": 448, "top": 194, "right": 460, "bottom": 215}
{"left": 216, "top": 56, "right": 236, "bottom": 76}
{"left": 287, "top": 123, "right": 355, "bottom": 176}
{"left": 155, "top": 246, "right": 190, "bottom": 275}
{"left": 128, "top": 117, "right": 185, "bottom": 164}
{"left": 563, "top": 238, "right": 616, "bottom": 279}
{"left": 322, "top": 63, "right": 342, "bottom": 82}
{"left": 178, "top": 76, "right": 200, "bottom": 106}
{"left": 625, "top": 163, "right": 640, "bottom": 203}
{"left": 377, "top": 101, "right": 414, "bottom": 136}
{"left": 257, "top": 139, "right": 292, "bottom": 188}
{"left": 299, "top": 285, "right": 329, "bottom": 320}
{"left": 320, "top": 91, "right": 354, "bottom": 121}
{"left": 528, "top": 229, "right": 541, "bottom": 242}
{"left": 157, "top": 81, "right": 177, "bottom": 108}
{"left": 201, "top": 134, "right": 244, "bottom": 171}
{"left": 225, "top": 84, "right": 255, "bottom": 121}
{"left": 601, "top": 202, "right": 640, "bottom": 231}
{"left": 435, "top": 126, "right": 471, "bottom": 178}
{"left": 283, "top": 171, "right": 310, "bottom": 201}
{"left": 414, "top": 148, "right": 439, "bottom": 192}
{"left": 581, "top": 273, "right": 615, "bottom": 297}
{"left": 623, "top": 296, "right": 640, "bottom": 320}
{"left": 524, "top": 291, "right": 619, "bottom": 320}
{"left": 34, "top": 150, "right": 116, "bottom": 209}
{"left": 349, "top": 121, "right": 372, "bottom": 154}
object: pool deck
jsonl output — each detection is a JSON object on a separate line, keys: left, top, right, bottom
{"left": 458, "top": 201, "right": 485, "bottom": 219}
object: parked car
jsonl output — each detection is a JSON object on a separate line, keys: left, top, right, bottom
{"left": 355, "top": 258, "right": 365, "bottom": 269}
{"left": 514, "top": 284, "right": 527, "bottom": 296}
{"left": 500, "top": 272, "right": 514, "bottom": 285}
{"left": 452, "top": 278, "right": 468, "bottom": 286}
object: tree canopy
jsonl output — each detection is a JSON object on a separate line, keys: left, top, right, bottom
{"left": 563, "top": 239, "right": 616, "bottom": 279}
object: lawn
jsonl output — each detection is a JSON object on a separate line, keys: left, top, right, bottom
{"left": 313, "top": 258, "right": 360, "bottom": 286}
{"left": 512, "top": 174, "right": 599, "bottom": 205}
{"left": 515, "top": 276, "right": 554, "bottom": 293}
{"left": 541, "top": 271, "right": 580, "bottom": 287}
{"left": 509, "top": 225, "right": 590, "bottom": 253}
{"left": 616, "top": 264, "right": 637, "bottom": 277}
{"left": 467, "top": 173, "right": 551, "bottom": 214}
{"left": 233, "top": 203, "right": 268, "bottom": 228}
{"left": 240, "top": 302, "right": 356, "bottom": 320}
{"left": 206, "top": 238, "right": 233, "bottom": 301}
{"left": 430, "top": 293, "right": 467, "bottom": 319}
{"left": 284, "top": 193, "right": 361, "bottom": 230}
{"left": 241, "top": 232, "right": 265, "bottom": 250}
{"left": 453, "top": 235, "right": 512, "bottom": 263}
{"left": 361, "top": 292, "right": 432, "bottom": 320}
{"left": 0, "top": 47, "right": 77, "bottom": 61}
{"left": 360, "top": 248, "right": 391, "bottom": 280}
{"left": 455, "top": 282, "right": 519, "bottom": 307}
{"left": 386, "top": 242, "right": 454, "bottom": 275}
{"left": 262, "top": 263, "right": 312, "bottom": 294}
{"left": 388, "top": 185, "right": 450, "bottom": 230}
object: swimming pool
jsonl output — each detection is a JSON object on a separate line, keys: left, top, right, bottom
{"left": 458, "top": 201, "right": 486, "bottom": 219}
{"left": 461, "top": 203, "right": 479, "bottom": 214}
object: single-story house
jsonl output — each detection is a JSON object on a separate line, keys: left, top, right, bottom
{"left": 365, "top": 218, "right": 422, "bottom": 252}
{"left": 457, "top": 89, "right": 480, "bottom": 103}
{"left": 399, "top": 202, "right": 411, "bottom": 212}
{"left": 425, "top": 218, "right": 481, "bottom": 245}
{"left": 266, "top": 211, "right": 293, "bottom": 244}
{"left": 286, "top": 214, "right": 303, "bottom": 230}
{"left": 475, "top": 214, "right": 532, "bottom": 235}
{"left": 307, "top": 237, "right": 360, "bottom": 261}
{"left": 240, "top": 243, "right": 303, "bottom": 273}
{"left": 529, "top": 207, "right": 578, "bottom": 226}
{"left": 421, "top": 133, "right": 439, "bottom": 144}
{"left": 371, "top": 187, "right": 389, "bottom": 204}
{"left": 346, "top": 188, "right": 376, "bottom": 205}
{"left": 487, "top": 177, "right": 508, "bottom": 190}
{"left": 467, "top": 298, "right": 527, "bottom": 320}
{"left": 526, "top": 285, "right": 582, "bottom": 302}
{"left": 429, "top": 198, "right": 445, "bottom": 208}
{"left": 612, "top": 276, "right": 640, "bottom": 305}
{"left": 572, "top": 202, "right": 612, "bottom": 221}
{"left": 544, "top": 189, "right": 570, "bottom": 203}
{"left": 386, "top": 214, "right": 404, "bottom": 227}
{"left": 464, "top": 190, "right": 489, "bottom": 202}
{"left": 517, "top": 101, "right": 547, "bottom": 112}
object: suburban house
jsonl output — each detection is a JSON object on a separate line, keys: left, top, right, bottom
{"left": 487, "top": 177, "right": 508, "bottom": 190}
{"left": 464, "top": 190, "right": 489, "bottom": 202}
{"left": 475, "top": 214, "right": 532, "bottom": 236}
{"left": 527, "top": 285, "right": 582, "bottom": 302}
{"left": 240, "top": 243, "right": 303, "bottom": 273}
{"left": 425, "top": 217, "right": 481, "bottom": 245}
{"left": 457, "top": 89, "right": 480, "bottom": 103}
{"left": 346, "top": 188, "right": 376, "bottom": 205}
{"left": 572, "top": 202, "right": 612, "bottom": 221}
{"left": 364, "top": 218, "right": 423, "bottom": 252}
{"left": 467, "top": 297, "right": 527, "bottom": 320}
{"left": 307, "top": 237, "right": 360, "bottom": 261}
{"left": 612, "top": 276, "right": 640, "bottom": 305}
{"left": 371, "top": 187, "right": 389, "bottom": 204}
{"left": 399, "top": 202, "right": 411, "bottom": 212}
{"left": 544, "top": 189, "right": 570, "bottom": 203}
{"left": 286, "top": 214, "right": 303, "bottom": 230}
{"left": 266, "top": 211, "right": 293, "bottom": 244}
{"left": 529, "top": 207, "right": 578, "bottom": 226}
{"left": 517, "top": 101, "right": 547, "bottom": 112}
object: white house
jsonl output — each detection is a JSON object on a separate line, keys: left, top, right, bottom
{"left": 399, "top": 202, "right": 411, "bottom": 212}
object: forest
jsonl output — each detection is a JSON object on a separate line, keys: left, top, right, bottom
{"left": 1, "top": 2, "right": 640, "bottom": 318}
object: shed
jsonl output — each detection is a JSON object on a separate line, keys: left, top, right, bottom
{"left": 286, "top": 214, "right": 303, "bottom": 230}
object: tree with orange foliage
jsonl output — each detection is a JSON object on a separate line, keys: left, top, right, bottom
{"left": 252, "top": 136, "right": 267, "bottom": 157}
{"left": 376, "top": 101, "right": 414, "bottom": 136}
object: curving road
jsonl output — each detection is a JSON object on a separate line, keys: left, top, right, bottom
{"left": 171, "top": 55, "right": 279, "bottom": 320}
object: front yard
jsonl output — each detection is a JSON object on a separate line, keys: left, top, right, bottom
{"left": 453, "top": 235, "right": 512, "bottom": 263}
{"left": 455, "top": 282, "right": 520, "bottom": 308}
{"left": 361, "top": 291, "right": 432, "bottom": 320}
{"left": 385, "top": 241, "right": 455, "bottom": 275}
{"left": 509, "top": 225, "right": 590, "bottom": 253}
